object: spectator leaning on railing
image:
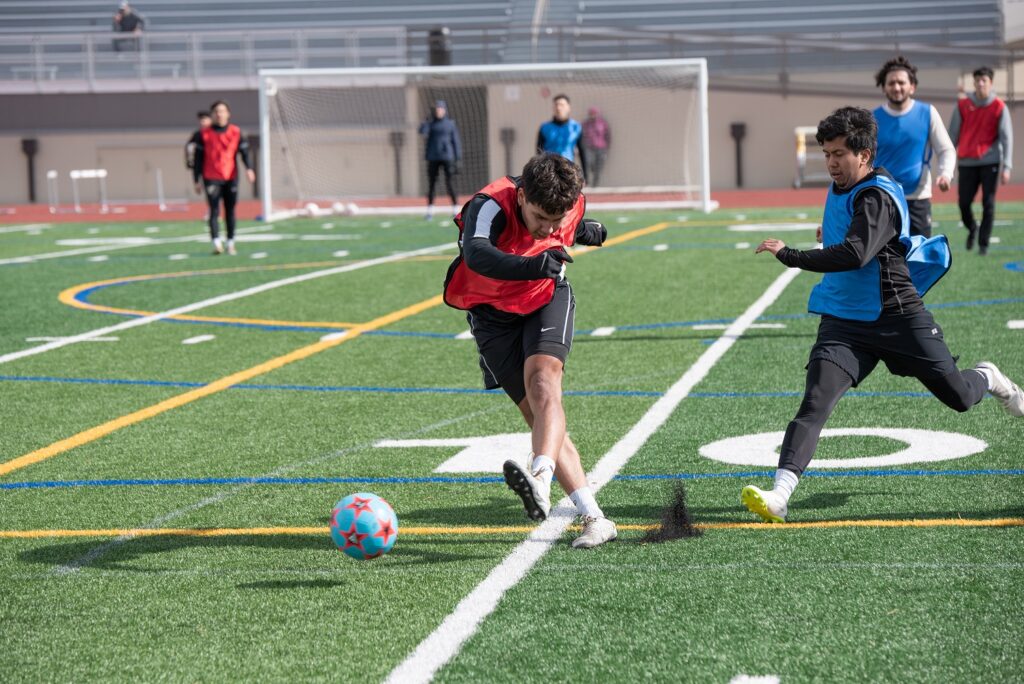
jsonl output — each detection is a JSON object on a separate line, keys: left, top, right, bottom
{"left": 112, "top": 2, "right": 145, "bottom": 52}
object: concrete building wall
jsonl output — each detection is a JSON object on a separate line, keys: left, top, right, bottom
{"left": 0, "top": 76, "right": 1019, "bottom": 206}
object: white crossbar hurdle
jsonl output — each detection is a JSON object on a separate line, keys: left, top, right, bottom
{"left": 69, "top": 169, "right": 109, "bottom": 214}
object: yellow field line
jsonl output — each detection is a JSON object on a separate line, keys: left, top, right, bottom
{"left": 2, "top": 517, "right": 1021, "bottom": 539}
{"left": 58, "top": 261, "right": 359, "bottom": 329}
{"left": 3, "top": 221, "right": 680, "bottom": 479}
{"left": 0, "top": 293, "right": 443, "bottom": 477}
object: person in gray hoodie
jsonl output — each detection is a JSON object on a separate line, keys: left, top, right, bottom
{"left": 948, "top": 66, "right": 1013, "bottom": 255}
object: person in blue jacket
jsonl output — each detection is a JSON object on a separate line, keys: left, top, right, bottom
{"left": 537, "top": 94, "right": 587, "bottom": 182}
{"left": 741, "top": 106, "right": 1023, "bottom": 524}
{"left": 419, "top": 99, "right": 462, "bottom": 219}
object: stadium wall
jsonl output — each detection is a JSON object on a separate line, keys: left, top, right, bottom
{"left": 0, "top": 86, "right": 1018, "bottom": 205}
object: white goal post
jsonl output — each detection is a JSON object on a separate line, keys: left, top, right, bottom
{"left": 258, "top": 59, "right": 714, "bottom": 220}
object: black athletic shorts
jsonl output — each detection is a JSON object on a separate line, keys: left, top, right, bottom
{"left": 807, "top": 310, "right": 959, "bottom": 386}
{"left": 906, "top": 198, "right": 932, "bottom": 237}
{"left": 466, "top": 279, "right": 575, "bottom": 404}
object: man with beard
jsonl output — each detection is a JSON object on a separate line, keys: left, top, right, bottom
{"left": 872, "top": 56, "right": 955, "bottom": 237}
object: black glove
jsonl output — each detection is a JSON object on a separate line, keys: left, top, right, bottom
{"left": 532, "top": 248, "right": 574, "bottom": 280}
{"left": 577, "top": 218, "right": 607, "bottom": 246}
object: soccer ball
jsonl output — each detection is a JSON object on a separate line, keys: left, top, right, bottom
{"left": 329, "top": 492, "right": 399, "bottom": 560}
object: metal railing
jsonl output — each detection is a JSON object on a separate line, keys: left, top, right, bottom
{"left": 0, "top": 27, "right": 407, "bottom": 92}
{"left": 0, "top": 24, "right": 1013, "bottom": 97}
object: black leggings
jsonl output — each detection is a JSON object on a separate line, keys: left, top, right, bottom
{"left": 204, "top": 180, "right": 238, "bottom": 240}
{"left": 427, "top": 160, "right": 457, "bottom": 206}
{"left": 777, "top": 360, "right": 988, "bottom": 475}
{"left": 957, "top": 164, "right": 999, "bottom": 248}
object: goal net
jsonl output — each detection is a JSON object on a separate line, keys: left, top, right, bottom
{"left": 258, "top": 59, "right": 713, "bottom": 220}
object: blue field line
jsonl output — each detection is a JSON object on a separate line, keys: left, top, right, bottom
{"left": 0, "top": 373, "right": 944, "bottom": 399}
{"left": 0, "top": 374, "right": 662, "bottom": 397}
{"left": 2, "top": 468, "right": 1022, "bottom": 491}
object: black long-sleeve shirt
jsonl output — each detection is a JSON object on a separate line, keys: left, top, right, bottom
{"left": 460, "top": 193, "right": 605, "bottom": 281}
{"left": 775, "top": 170, "right": 924, "bottom": 315}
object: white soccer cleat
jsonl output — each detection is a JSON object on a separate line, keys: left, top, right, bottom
{"left": 571, "top": 516, "right": 617, "bottom": 549}
{"left": 502, "top": 459, "right": 551, "bottom": 521}
{"left": 977, "top": 362, "right": 1024, "bottom": 417}
{"left": 741, "top": 485, "right": 788, "bottom": 523}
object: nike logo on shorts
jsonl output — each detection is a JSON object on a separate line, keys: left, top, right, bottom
{"left": 540, "top": 327, "right": 556, "bottom": 333}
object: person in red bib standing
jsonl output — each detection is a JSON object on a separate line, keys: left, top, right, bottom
{"left": 193, "top": 100, "right": 255, "bottom": 255}
{"left": 949, "top": 66, "right": 1013, "bottom": 255}
{"left": 443, "top": 153, "right": 616, "bottom": 549}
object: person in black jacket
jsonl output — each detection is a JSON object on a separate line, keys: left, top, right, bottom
{"left": 184, "top": 110, "right": 211, "bottom": 174}
{"left": 418, "top": 100, "right": 462, "bottom": 219}
{"left": 112, "top": 2, "right": 144, "bottom": 52}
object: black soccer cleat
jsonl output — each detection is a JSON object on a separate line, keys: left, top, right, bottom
{"left": 502, "top": 459, "right": 550, "bottom": 521}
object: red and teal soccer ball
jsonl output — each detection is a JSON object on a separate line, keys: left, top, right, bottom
{"left": 329, "top": 492, "right": 399, "bottom": 560}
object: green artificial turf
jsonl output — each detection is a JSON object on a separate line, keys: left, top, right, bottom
{"left": 1, "top": 205, "right": 1021, "bottom": 682}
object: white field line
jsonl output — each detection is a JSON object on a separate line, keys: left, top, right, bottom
{"left": 0, "top": 225, "right": 273, "bottom": 265}
{"left": 20, "top": 559, "right": 1024, "bottom": 581}
{"left": 385, "top": 265, "right": 803, "bottom": 684}
{"left": 0, "top": 241, "right": 456, "bottom": 366}
{"left": 0, "top": 223, "right": 52, "bottom": 234}
{"left": 730, "top": 675, "right": 780, "bottom": 684}
{"left": 1008, "top": 320, "right": 1024, "bottom": 330}
{"left": 25, "top": 336, "right": 119, "bottom": 343}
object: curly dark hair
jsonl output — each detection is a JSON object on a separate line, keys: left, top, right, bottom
{"left": 875, "top": 55, "right": 918, "bottom": 88}
{"left": 520, "top": 153, "right": 583, "bottom": 215}
{"left": 815, "top": 106, "right": 877, "bottom": 162}
{"left": 973, "top": 65, "right": 994, "bottom": 80}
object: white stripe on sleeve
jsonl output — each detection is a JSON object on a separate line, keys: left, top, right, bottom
{"left": 472, "top": 199, "right": 502, "bottom": 240}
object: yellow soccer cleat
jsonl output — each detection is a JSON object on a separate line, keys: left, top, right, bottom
{"left": 741, "top": 485, "right": 787, "bottom": 523}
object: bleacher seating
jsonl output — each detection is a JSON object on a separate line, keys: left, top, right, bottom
{"left": 0, "top": 0, "right": 514, "bottom": 33}
{"left": 0, "top": 0, "right": 1004, "bottom": 74}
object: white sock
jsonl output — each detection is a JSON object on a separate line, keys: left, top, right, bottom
{"left": 531, "top": 454, "right": 555, "bottom": 486}
{"left": 213, "top": 237, "right": 222, "bottom": 247}
{"left": 773, "top": 468, "right": 800, "bottom": 502}
{"left": 569, "top": 487, "right": 603, "bottom": 518}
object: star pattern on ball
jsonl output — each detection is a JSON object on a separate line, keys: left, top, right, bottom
{"left": 345, "top": 496, "right": 374, "bottom": 515}
{"left": 341, "top": 521, "right": 369, "bottom": 553}
{"left": 373, "top": 516, "right": 395, "bottom": 545}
